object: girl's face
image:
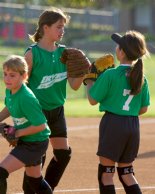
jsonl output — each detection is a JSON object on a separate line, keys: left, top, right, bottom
{"left": 116, "top": 45, "right": 121, "bottom": 61}
{"left": 3, "top": 67, "right": 25, "bottom": 94}
{"left": 116, "top": 45, "right": 129, "bottom": 64}
{"left": 44, "top": 19, "right": 65, "bottom": 42}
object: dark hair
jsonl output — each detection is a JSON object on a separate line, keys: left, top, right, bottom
{"left": 30, "top": 7, "right": 70, "bottom": 42}
{"left": 129, "top": 58, "right": 143, "bottom": 95}
{"left": 112, "top": 30, "right": 149, "bottom": 95}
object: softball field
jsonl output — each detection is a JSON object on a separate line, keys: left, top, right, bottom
{"left": 0, "top": 117, "right": 155, "bottom": 194}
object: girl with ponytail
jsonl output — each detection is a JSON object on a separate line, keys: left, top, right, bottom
{"left": 85, "top": 30, "right": 150, "bottom": 194}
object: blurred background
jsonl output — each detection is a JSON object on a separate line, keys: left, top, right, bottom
{"left": 0, "top": 0, "right": 155, "bottom": 116}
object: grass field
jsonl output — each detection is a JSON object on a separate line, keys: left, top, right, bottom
{"left": 0, "top": 47, "right": 155, "bottom": 117}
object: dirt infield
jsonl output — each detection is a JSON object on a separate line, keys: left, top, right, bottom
{"left": 0, "top": 117, "right": 155, "bottom": 194}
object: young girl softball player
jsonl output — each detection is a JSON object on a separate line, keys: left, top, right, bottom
{"left": 0, "top": 55, "right": 52, "bottom": 194}
{"left": 23, "top": 7, "right": 86, "bottom": 193}
{"left": 85, "top": 31, "right": 150, "bottom": 194}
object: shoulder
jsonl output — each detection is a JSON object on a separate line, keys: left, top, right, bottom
{"left": 19, "top": 86, "right": 42, "bottom": 113}
{"left": 20, "top": 85, "right": 36, "bottom": 100}
{"left": 97, "top": 67, "right": 116, "bottom": 84}
{"left": 143, "top": 76, "right": 149, "bottom": 88}
{"left": 103, "top": 67, "right": 116, "bottom": 77}
{"left": 20, "top": 85, "right": 40, "bottom": 106}
{"left": 25, "top": 43, "right": 37, "bottom": 54}
{"left": 55, "top": 44, "right": 66, "bottom": 56}
{"left": 57, "top": 43, "right": 66, "bottom": 48}
{"left": 5, "top": 89, "right": 10, "bottom": 98}
{"left": 57, "top": 44, "right": 66, "bottom": 52}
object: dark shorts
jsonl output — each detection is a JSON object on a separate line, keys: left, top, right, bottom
{"left": 97, "top": 112, "right": 140, "bottom": 163}
{"left": 10, "top": 139, "right": 49, "bottom": 167}
{"left": 43, "top": 106, "right": 67, "bottom": 138}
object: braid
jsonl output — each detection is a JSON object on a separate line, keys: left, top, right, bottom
{"left": 29, "top": 27, "right": 43, "bottom": 43}
{"left": 129, "top": 59, "right": 144, "bottom": 95}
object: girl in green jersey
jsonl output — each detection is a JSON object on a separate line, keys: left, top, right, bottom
{"left": 85, "top": 31, "right": 150, "bottom": 194}
{"left": 0, "top": 55, "right": 52, "bottom": 194}
{"left": 23, "top": 7, "right": 86, "bottom": 193}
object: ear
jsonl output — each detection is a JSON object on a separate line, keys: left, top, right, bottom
{"left": 43, "top": 24, "right": 49, "bottom": 31}
{"left": 22, "top": 72, "right": 28, "bottom": 82}
{"left": 120, "top": 49, "right": 127, "bottom": 59}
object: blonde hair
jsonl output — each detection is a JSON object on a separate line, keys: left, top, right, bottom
{"left": 3, "top": 55, "right": 28, "bottom": 82}
{"left": 30, "top": 7, "right": 70, "bottom": 42}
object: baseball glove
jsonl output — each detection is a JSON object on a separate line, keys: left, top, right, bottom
{"left": 60, "top": 48, "right": 91, "bottom": 78}
{"left": 0, "top": 123, "right": 18, "bottom": 147}
{"left": 83, "top": 53, "right": 115, "bottom": 85}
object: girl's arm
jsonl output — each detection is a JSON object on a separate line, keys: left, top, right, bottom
{"left": 24, "top": 50, "right": 33, "bottom": 77}
{"left": 15, "top": 123, "right": 46, "bottom": 138}
{"left": 68, "top": 77, "right": 84, "bottom": 90}
{"left": 86, "top": 80, "right": 98, "bottom": 105}
{"left": 0, "top": 107, "right": 10, "bottom": 122}
{"left": 139, "top": 106, "right": 148, "bottom": 115}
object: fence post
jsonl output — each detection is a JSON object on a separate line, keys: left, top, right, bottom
{"left": 8, "top": 7, "right": 14, "bottom": 44}
{"left": 24, "top": 3, "right": 29, "bottom": 44}
{"left": 84, "top": 8, "right": 91, "bottom": 37}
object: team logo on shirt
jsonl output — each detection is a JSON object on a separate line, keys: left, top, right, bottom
{"left": 37, "top": 72, "right": 67, "bottom": 89}
{"left": 12, "top": 117, "right": 28, "bottom": 126}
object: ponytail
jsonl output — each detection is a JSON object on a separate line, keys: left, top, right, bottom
{"left": 129, "top": 59, "right": 144, "bottom": 95}
{"left": 29, "top": 27, "right": 43, "bottom": 43}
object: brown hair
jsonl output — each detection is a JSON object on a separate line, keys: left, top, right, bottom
{"left": 30, "top": 7, "right": 70, "bottom": 42}
{"left": 120, "top": 31, "right": 149, "bottom": 95}
{"left": 3, "top": 55, "right": 28, "bottom": 82}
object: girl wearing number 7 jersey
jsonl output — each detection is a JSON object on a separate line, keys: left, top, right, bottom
{"left": 85, "top": 30, "right": 150, "bottom": 194}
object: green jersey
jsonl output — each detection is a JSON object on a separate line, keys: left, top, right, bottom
{"left": 26, "top": 44, "right": 67, "bottom": 110}
{"left": 5, "top": 84, "right": 51, "bottom": 142}
{"left": 89, "top": 65, "right": 150, "bottom": 116}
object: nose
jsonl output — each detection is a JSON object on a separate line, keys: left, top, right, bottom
{"left": 61, "top": 28, "right": 65, "bottom": 34}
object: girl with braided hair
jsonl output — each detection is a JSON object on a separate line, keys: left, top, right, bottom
{"left": 23, "top": 7, "right": 86, "bottom": 194}
{"left": 85, "top": 30, "right": 150, "bottom": 194}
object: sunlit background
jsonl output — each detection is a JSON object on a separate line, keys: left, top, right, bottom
{"left": 0, "top": 0, "right": 155, "bottom": 116}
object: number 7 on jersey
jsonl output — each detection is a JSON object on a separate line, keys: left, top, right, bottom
{"left": 123, "top": 89, "right": 134, "bottom": 111}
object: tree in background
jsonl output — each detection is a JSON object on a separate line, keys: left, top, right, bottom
{"left": 3, "top": 0, "right": 153, "bottom": 9}
{"left": 3, "top": 0, "right": 95, "bottom": 8}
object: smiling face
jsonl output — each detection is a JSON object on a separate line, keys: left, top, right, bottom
{"left": 3, "top": 67, "right": 26, "bottom": 94}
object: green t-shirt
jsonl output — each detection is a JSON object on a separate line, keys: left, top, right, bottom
{"left": 5, "top": 84, "right": 51, "bottom": 142}
{"left": 26, "top": 44, "right": 67, "bottom": 110}
{"left": 89, "top": 65, "right": 150, "bottom": 116}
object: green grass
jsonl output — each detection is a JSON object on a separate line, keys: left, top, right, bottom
{"left": 64, "top": 98, "right": 102, "bottom": 117}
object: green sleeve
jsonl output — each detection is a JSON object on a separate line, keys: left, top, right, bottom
{"left": 141, "top": 78, "right": 150, "bottom": 107}
{"left": 89, "top": 71, "right": 110, "bottom": 103}
{"left": 20, "top": 96, "right": 46, "bottom": 126}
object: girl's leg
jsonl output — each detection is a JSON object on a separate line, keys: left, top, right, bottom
{"left": 0, "top": 167, "right": 9, "bottom": 194}
{"left": 43, "top": 106, "right": 71, "bottom": 191}
{"left": 117, "top": 162, "right": 142, "bottom": 194}
{"left": 23, "top": 171, "right": 37, "bottom": 194}
{"left": 25, "top": 165, "right": 52, "bottom": 194}
{"left": 0, "top": 154, "right": 25, "bottom": 194}
{"left": 98, "top": 156, "right": 116, "bottom": 194}
{"left": 45, "top": 137, "right": 71, "bottom": 190}
{"left": 0, "top": 153, "right": 25, "bottom": 173}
